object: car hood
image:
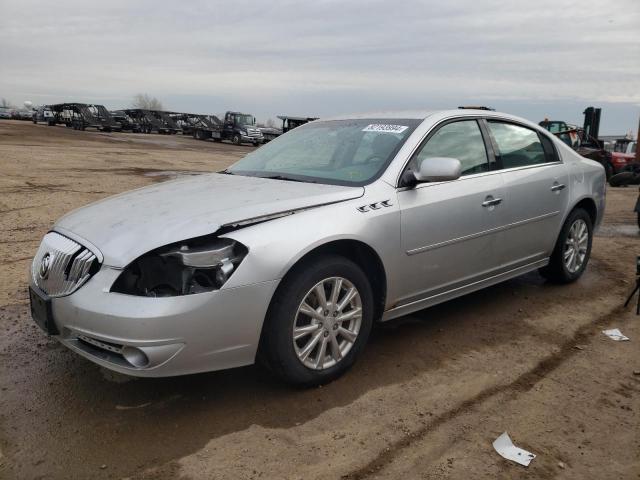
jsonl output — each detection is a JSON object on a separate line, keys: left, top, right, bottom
{"left": 55, "top": 173, "right": 364, "bottom": 267}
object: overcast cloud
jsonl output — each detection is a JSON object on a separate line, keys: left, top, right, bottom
{"left": 0, "top": 0, "right": 638, "bottom": 133}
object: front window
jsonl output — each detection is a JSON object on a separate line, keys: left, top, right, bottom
{"left": 409, "top": 120, "right": 489, "bottom": 176}
{"left": 228, "top": 119, "right": 420, "bottom": 186}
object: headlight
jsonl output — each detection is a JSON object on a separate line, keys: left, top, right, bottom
{"left": 111, "top": 237, "right": 247, "bottom": 297}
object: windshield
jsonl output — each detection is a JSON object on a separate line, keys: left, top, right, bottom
{"left": 228, "top": 118, "right": 420, "bottom": 186}
{"left": 236, "top": 114, "right": 255, "bottom": 126}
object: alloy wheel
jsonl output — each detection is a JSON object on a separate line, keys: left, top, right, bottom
{"left": 292, "top": 277, "right": 362, "bottom": 370}
{"left": 563, "top": 218, "right": 589, "bottom": 273}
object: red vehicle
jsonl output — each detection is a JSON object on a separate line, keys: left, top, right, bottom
{"left": 611, "top": 138, "right": 637, "bottom": 174}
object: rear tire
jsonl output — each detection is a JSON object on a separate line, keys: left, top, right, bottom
{"left": 259, "top": 254, "right": 373, "bottom": 386}
{"left": 609, "top": 171, "right": 634, "bottom": 187}
{"left": 540, "top": 208, "right": 593, "bottom": 284}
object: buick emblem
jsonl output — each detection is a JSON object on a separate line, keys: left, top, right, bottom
{"left": 39, "top": 253, "right": 52, "bottom": 279}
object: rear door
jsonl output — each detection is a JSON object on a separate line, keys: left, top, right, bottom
{"left": 396, "top": 118, "right": 508, "bottom": 304}
{"left": 485, "top": 120, "right": 569, "bottom": 267}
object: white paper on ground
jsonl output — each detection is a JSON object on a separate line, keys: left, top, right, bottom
{"left": 493, "top": 432, "right": 536, "bottom": 467}
{"left": 602, "top": 328, "right": 630, "bottom": 341}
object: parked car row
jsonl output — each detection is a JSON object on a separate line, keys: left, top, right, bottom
{"left": 0, "top": 107, "right": 34, "bottom": 120}
{"left": 24, "top": 102, "right": 318, "bottom": 147}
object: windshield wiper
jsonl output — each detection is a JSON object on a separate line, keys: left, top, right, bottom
{"left": 259, "top": 174, "right": 315, "bottom": 183}
{"left": 219, "top": 169, "right": 234, "bottom": 175}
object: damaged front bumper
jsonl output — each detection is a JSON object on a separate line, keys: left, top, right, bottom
{"left": 35, "top": 266, "right": 279, "bottom": 377}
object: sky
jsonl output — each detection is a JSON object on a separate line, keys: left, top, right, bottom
{"left": 0, "top": 0, "right": 638, "bottom": 134}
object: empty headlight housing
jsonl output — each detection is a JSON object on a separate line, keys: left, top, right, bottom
{"left": 111, "top": 237, "right": 247, "bottom": 297}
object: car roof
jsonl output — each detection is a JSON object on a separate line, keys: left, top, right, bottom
{"left": 321, "top": 109, "right": 545, "bottom": 131}
{"left": 322, "top": 109, "right": 526, "bottom": 121}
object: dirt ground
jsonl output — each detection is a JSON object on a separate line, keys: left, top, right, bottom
{"left": 0, "top": 120, "right": 638, "bottom": 480}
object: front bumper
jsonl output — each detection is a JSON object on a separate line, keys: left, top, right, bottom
{"left": 241, "top": 134, "right": 263, "bottom": 143}
{"left": 33, "top": 266, "right": 279, "bottom": 377}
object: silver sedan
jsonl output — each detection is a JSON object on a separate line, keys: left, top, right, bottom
{"left": 29, "top": 109, "right": 605, "bottom": 385}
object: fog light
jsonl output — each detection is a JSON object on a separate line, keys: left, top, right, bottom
{"left": 122, "top": 346, "right": 149, "bottom": 368}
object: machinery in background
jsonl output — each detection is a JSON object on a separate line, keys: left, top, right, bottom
{"left": 539, "top": 107, "right": 623, "bottom": 181}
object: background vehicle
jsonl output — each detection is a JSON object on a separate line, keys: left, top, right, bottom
{"left": 48, "top": 103, "right": 121, "bottom": 131}
{"left": 32, "top": 106, "right": 55, "bottom": 125}
{"left": 259, "top": 116, "right": 319, "bottom": 143}
{"left": 12, "top": 109, "right": 34, "bottom": 120}
{"left": 222, "top": 111, "right": 263, "bottom": 145}
{"left": 540, "top": 106, "right": 615, "bottom": 180}
{"left": 0, "top": 107, "right": 12, "bottom": 119}
{"left": 258, "top": 124, "right": 282, "bottom": 143}
{"left": 610, "top": 138, "right": 637, "bottom": 174}
{"left": 150, "top": 110, "right": 180, "bottom": 134}
{"left": 279, "top": 115, "right": 318, "bottom": 133}
{"left": 110, "top": 110, "right": 141, "bottom": 132}
{"left": 173, "top": 112, "right": 223, "bottom": 140}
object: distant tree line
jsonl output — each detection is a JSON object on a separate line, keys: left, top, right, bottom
{"left": 131, "top": 93, "right": 163, "bottom": 111}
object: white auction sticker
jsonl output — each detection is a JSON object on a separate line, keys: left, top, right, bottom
{"left": 362, "top": 124, "right": 408, "bottom": 134}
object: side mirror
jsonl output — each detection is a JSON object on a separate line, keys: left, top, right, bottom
{"left": 414, "top": 157, "right": 462, "bottom": 183}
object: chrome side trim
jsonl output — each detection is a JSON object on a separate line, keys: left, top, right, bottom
{"left": 406, "top": 210, "right": 560, "bottom": 255}
{"left": 392, "top": 112, "right": 564, "bottom": 187}
{"left": 399, "top": 161, "right": 563, "bottom": 193}
{"left": 382, "top": 258, "right": 549, "bottom": 321}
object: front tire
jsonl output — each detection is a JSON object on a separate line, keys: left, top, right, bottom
{"left": 540, "top": 208, "right": 593, "bottom": 283}
{"left": 232, "top": 133, "right": 241, "bottom": 145}
{"left": 260, "top": 255, "right": 373, "bottom": 386}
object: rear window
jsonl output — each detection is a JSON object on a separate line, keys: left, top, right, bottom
{"left": 488, "top": 121, "right": 547, "bottom": 168}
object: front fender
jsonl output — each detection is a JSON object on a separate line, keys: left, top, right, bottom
{"left": 221, "top": 182, "right": 404, "bottom": 308}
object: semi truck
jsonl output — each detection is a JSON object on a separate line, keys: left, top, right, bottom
{"left": 188, "top": 111, "right": 263, "bottom": 146}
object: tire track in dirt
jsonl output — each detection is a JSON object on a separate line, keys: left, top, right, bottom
{"left": 342, "top": 303, "right": 628, "bottom": 479}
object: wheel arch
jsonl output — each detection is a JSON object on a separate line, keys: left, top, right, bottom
{"left": 268, "top": 239, "right": 387, "bottom": 323}
{"left": 570, "top": 197, "right": 598, "bottom": 226}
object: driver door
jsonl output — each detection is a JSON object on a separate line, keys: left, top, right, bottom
{"left": 396, "top": 119, "right": 508, "bottom": 305}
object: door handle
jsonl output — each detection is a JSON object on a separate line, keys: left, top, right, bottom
{"left": 482, "top": 197, "right": 503, "bottom": 207}
{"left": 551, "top": 183, "right": 566, "bottom": 192}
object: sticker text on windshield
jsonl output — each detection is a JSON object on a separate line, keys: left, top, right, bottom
{"left": 362, "top": 124, "right": 409, "bottom": 134}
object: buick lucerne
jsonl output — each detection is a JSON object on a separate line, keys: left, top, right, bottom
{"left": 29, "top": 110, "right": 606, "bottom": 385}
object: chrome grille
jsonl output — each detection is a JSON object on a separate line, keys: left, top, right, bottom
{"left": 31, "top": 232, "right": 98, "bottom": 297}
